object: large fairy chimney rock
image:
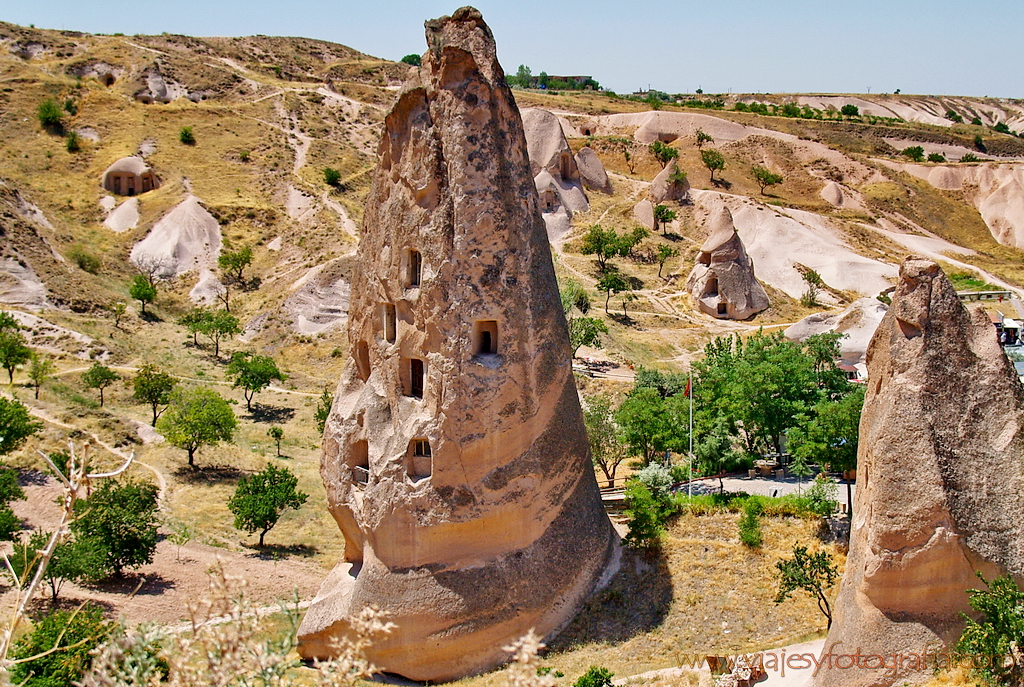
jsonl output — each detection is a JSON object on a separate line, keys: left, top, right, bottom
{"left": 814, "top": 258, "right": 1024, "bottom": 687}
{"left": 521, "top": 107, "right": 589, "bottom": 241}
{"left": 685, "top": 206, "right": 769, "bottom": 319}
{"left": 296, "top": 7, "right": 615, "bottom": 682}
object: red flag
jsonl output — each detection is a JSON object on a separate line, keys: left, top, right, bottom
{"left": 684, "top": 378, "right": 691, "bottom": 398}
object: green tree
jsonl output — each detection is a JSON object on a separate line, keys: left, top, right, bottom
{"left": 614, "top": 386, "right": 673, "bottom": 465}
{"left": 132, "top": 364, "right": 176, "bottom": 425}
{"left": 200, "top": 310, "right": 240, "bottom": 358}
{"left": 267, "top": 426, "right": 284, "bottom": 456}
{"left": 110, "top": 301, "right": 127, "bottom": 329}
{"left": 995, "top": 121, "right": 1012, "bottom": 134}
{"left": 0, "top": 467, "right": 26, "bottom": 541}
{"left": 36, "top": 98, "right": 64, "bottom": 129}
{"left": 157, "top": 386, "right": 237, "bottom": 467}
{"left": 315, "top": 385, "right": 332, "bottom": 435}
{"left": 129, "top": 274, "right": 156, "bottom": 315}
{"left": 226, "top": 352, "right": 286, "bottom": 411}
{"left": 9, "top": 530, "right": 105, "bottom": 601}
{"left": 72, "top": 479, "right": 160, "bottom": 578}
{"left": 400, "top": 53, "right": 421, "bottom": 66}
{"left": 323, "top": 167, "right": 341, "bottom": 187}
{"left": 178, "top": 307, "right": 212, "bottom": 346}
{"left": 218, "top": 245, "right": 253, "bottom": 283}
{"left": 957, "top": 573, "right": 1024, "bottom": 686}
{"left": 179, "top": 125, "right": 195, "bottom": 145}
{"left": 695, "top": 128, "right": 714, "bottom": 149}
{"left": 738, "top": 499, "right": 762, "bottom": 548}
{"left": 584, "top": 395, "right": 628, "bottom": 487}
{"left": 653, "top": 204, "right": 677, "bottom": 234}
{"left": 751, "top": 165, "right": 783, "bottom": 194}
{"left": 788, "top": 385, "right": 864, "bottom": 517}
{"left": 580, "top": 224, "right": 643, "bottom": 273}
{"left": 927, "top": 152, "right": 947, "bottom": 163}
{"left": 656, "top": 244, "right": 679, "bottom": 279}
{"left": 597, "top": 272, "right": 628, "bottom": 316}
{"left": 774, "top": 545, "right": 839, "bottom": 629}
{"left": 700, "top": 149, "right": 726, "bottom": 182}
{"left": 0, "top": 327, "right": 30, "bottom": 383}
{"left": 648, "top": 140, "right": 679, "bottom": 167}
{"left": 0, "top": 396, "right": 41, "bottom": 456}
{"left": 840, "top": 104, "right": 859, "bottom": 117}
{"left": 27, "top": 351, "right": 55, "bottom": 400}
{"left": 228, "top": 464, "right": 308, "bottom": 546}
{"left": 10, "top": 604, "right": 115, "bottom": 687}
{"left": 81, "top": 363, "right": 119, "bottom": 407}
{"left": 561, "top": 278, "right": 608, "bottom": 357}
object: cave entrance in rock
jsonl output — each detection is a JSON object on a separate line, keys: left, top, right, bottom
{"left": 408, "top": 438, "right": 432, "bottom": 481}
{"left": 560, "top": 152, "right": 572, "bottom": 179}
{"left": 705, "top": 276, "right": 719, "bottom": 297}
{"left": 540, "top": 189, "right": 557, "bottom": 211}
{"left": 405, "top": 358, "right": 424, "bottom": 399}
{"left": 473, "top": 320, "right": 498, "bottom": 355}
{"left": 349, "top": 440, "right": 369, "bottom": 485}
{"left": 717, "top": 301, "right": 728, "bottom": 316}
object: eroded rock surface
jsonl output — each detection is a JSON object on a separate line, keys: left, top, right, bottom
{"left": 685, "top": 206, "right": 769, "bottom": 319}
{"left": 575, "top": 146, "right": 611, "bottom": 194}
{"left": 522, "top": 107, "right": 589, "bottom": 240}
{"left": 296, "top": 8, "right": 614, "bottom": 681}
{"left": 814, "top": 258, "right": 1024, "bottom": 687}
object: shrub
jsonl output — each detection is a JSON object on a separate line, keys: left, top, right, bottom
{"left": 957, "top": 573, "right": 1024, "bottom": 685}
{"left": 36, "top": 98, "right": 63, "bottom": 128}
{"left": 804, "top": 473, "right": 839, "bottom": 517}
{"left": 623, "top": 481, "right": 667, "bottom": 549}
{"left": 738, "top": 498, "right": 763, "bottom": 547}
{"left": 775, "top": 545, "right": 839, "bottom": 629}
{"left": 239, "top": 149, "right": 250, "bottom": 162}
{"left": 323, "top": 166, "right": 342, "bottom": 186}
{"left": 65, "top": 130, "right": 81, "bottom": 153}
{"left": 574, "top": 666, "right": 614, "bottom": 687}
{"left": 400, "top": 53, "right": 421, "bottom": 66}
{"left": 840, "top": 104, "right": 859, "bottom": 117}
{"left": 927, "top": 152, "right": 946, "bottom": 163}
{"left": 636, "top": 462, "right": 673, "bottom": 497}
{"left": 179, "top": 126, "right": 195, "bottom": 145}
{"left": 960, "top": 152, "right": 980, "bottom": 163}
{"left": 11, "top": 604, "right": 115, "bottom": 687}
{"left": 945, "top": 109, "right": 963, "bottom": 123}
{"left": 63, "top": 98, "right": 77, "bottom": 115}
{"left": 971, "top": 116, "right": 983, "bottom": 126}
{"left": 901, "top": 146, "right": 926, "bottom": 162}
{"left": 974, "top": 134, "right": 987, "bottom": 151}
{"left": 316, "top": 385, "right": 332, "bottom": 435}
{"left": 68, "top": 247, "right": 100, "bottom": 273}
{"left": 994, "top": 121, "right": 1012, "bottom": 134}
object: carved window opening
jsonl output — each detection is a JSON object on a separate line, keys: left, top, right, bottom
{"left": 383, "top": 303, "right": 396, "bottom": 344}
{"left": 408, "top": 438, "right": 432, "bottom": 481}
{"left": 705, "top": 276, "right": 719, "bottom": 297}
{"left": 541, "top": 189, "right": 557, "bottom": 211}
{"left": 404, "top": 358, "right": 425, "bottom": 399}
{"left": 717, "top": 301, "right": 728, "bottom": 316}
{"left": 349, "top": 440, "right": 369, "bottom": 486}
{"left": 559, "top": 152, "right": 572, "bottom": 179}
{"left": 473, "top": 320, "right": 498, "bottom": 355}
{"left": 354, "top": 340, "right": 370, "bottom": 382}
{"left": 408, "top": 249, "right": 422, "bottom": 287}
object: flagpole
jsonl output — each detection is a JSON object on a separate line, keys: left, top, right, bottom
{"left": 688, "top": 369, "right": 693, "bottom": 498}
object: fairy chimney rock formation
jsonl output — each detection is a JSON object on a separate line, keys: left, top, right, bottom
{"left": 814, "top": 258, "right": 1024, "bottom": 687}
{"left": 649, "top": 163, "right": 690, "bottom": 203}
{"left": 685, "top": 206, "right": 769, "bottom": 319}
{"left": 521, "top": 107, "right": 589, "bottom": 240}
{"left": 296, "top": 7, "right": 615, "bottom": 682}
{"left": 575, "top": 146, "right": 612, "bottom": 194}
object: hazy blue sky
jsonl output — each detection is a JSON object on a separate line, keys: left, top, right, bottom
{"left": 4, "top": 0, "right": 1021, "bottom": 98}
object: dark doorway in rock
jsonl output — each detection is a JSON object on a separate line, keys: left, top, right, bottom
{"left": 717, "top": 301, "right": 728, "bottom": 316}
{"left": 408, "top": 358, "right": 424, "bottom": 399}
{"left": 408, "top": 438, "right": 432, "bottom": 481}
{"left": 349, "top": 440, "right": 369, "bottom": 485}
{"left": 408, "top": 249, "right": 422, "bottom": 287}
{"left": 473, "top": 320, "right": 498, "bottom": 355}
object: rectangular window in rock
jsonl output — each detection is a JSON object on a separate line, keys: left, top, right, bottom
{"left": 408, "top": 438, "right": 432, "bottom": 480}
{"left": 383, "top": 304, "right": 397, "bottom": 344}
{"left": 408, "top": 249, "right": 422, "bottom": 287}
{"left": 403, "top": 358, "right": 425, "bottom": 399}
{"left": 349, "top": 439, "right": 369, "bottom": 486}
{"left": 473, "top": 320, "right": 499, "bottom": 355}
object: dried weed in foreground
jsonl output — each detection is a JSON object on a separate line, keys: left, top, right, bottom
{"left": 80, "top": 562, "right": 394, "bottom": 687}
{"left": 502, "top": 630, "right": 555, "bottom": 687}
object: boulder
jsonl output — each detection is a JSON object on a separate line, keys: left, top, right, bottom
{"left": 633, "top": 198, "right": 655, "bottom": 230}
{"left": 574, "top": 146, "right": 611, "bottom": 194}
{"left": 685, "top": 206, "right": 769, "bottom": 319}
{"left": 650, "top": 163, "right": 690, "bottom": 203}
{"left": 784, "top": 297, "right": 888, "bottom": 364}
{"left": 296, "top": 8, "right": 615, "bottom": 682}
{"left": 814, "top": 258, "right": 1024, "bottom": 687}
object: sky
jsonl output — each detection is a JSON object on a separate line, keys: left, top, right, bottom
{"left": 2, "top": 0, "right": 1022, "bottom": 98}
